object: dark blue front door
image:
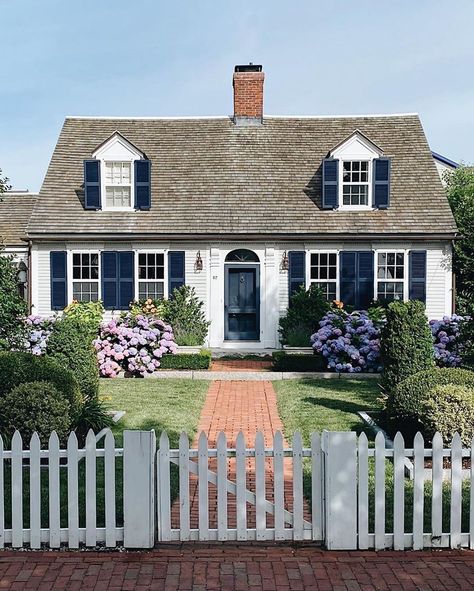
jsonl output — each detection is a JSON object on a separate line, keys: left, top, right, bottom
{"left": 225, "top": 265, "right": 260, "bottom": 341}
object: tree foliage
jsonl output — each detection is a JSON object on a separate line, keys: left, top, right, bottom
{"left": 0, "top": 167, "right": 10, "bottom": 201}
{"left": 0, "top": 254, "right": 28, "bottom": 350}
{"left": 446, "top": 165, "right": 474, "bottom": 313}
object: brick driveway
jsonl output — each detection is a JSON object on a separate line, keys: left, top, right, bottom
{"left": 1, "top": 546, "right": 473, "bottom": 590}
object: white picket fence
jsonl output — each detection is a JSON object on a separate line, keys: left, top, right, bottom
{"left": 156, "top": 430, "right": 323, "bottom": 542}
{"left": 1, "top": 428, "right": 474, "bottom": 550}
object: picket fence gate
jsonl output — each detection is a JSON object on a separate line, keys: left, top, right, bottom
{"left": 1, "top": 428, "right": 474, "bottom": 550}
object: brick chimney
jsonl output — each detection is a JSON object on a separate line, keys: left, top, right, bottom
{"left": 233, "top": 64, "right": 264, "bottom": 125}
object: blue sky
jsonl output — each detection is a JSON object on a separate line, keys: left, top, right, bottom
{"left": 1, "top": 0, "right": 473, "bottom": 191}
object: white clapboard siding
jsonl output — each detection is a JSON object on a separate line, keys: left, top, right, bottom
{"left": 0, "top": 429, "right": 123, "bottom": 550}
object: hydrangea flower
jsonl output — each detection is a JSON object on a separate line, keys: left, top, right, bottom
{"left": 311, "top": 310, "right": 383, "bottom": 373}
{"left": 94, "top": 313, "right": 177, "bottom": 377}
{"left": 24, "top": 315, "right": 56, "bottom": 354}
{"left": 429, "top": 314, "right": 469, "bottom": 367}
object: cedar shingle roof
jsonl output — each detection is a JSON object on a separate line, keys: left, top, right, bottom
{"left": 27, "top": 114, "right": 457, "bottom": 238}
{"left": 1, "top": 192, "right": 38, "bottom": 247}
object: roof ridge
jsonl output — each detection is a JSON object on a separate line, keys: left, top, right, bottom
{"left": 65, "top": 112, "right": 419, "bottom": 121}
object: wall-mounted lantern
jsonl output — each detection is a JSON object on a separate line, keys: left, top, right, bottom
{"left": 281, "top": 250, "right": 289, "bottom": 271}
{"left": 195, "top": 250, "right": 203, "bottom": 272}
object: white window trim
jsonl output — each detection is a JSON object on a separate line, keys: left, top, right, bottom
{"left": 68, "top": 250, "right": 101, "bottom": 304}
{"left": 374, "top": 249, "right": 409, "bottom": 302}
{"left": 306, "top": 249, "right": 340, "bottom": 301}
{"left": 134, "top": 250, "right": 168, "bottom": 301}
{"left": 100, "top": 159, "right": 136, "bottom": 212}
{"left": 338, "top": 159, "right": 373, "bottom": 211}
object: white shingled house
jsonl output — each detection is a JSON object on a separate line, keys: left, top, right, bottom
{"left": 24, "top": 65, "right": 457, "bottom": 349}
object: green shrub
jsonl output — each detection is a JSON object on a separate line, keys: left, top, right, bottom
{"left": 0, "top": 253, "right": 28, "bottom": 351}
{"left": 46, "top": 317, "right": 99, "bottom": 400}
{"left": 389, "top": 367, "right": 474, "bottom": 423}
{"left": 74, "top": 395, "right": 113, "bottom": 441}
{"left": 272, "top": 351, "right": 326, "bottom": 372}
{"left": 0, "top": 381, "right": 71, "bottom": 444}
{"left": 380, "top": 300, "right": 434, "bottom": 394}
{"left": 0, "top": 351, "right": 82, "bottom": 419}
{"left": 163, "top": 286, "right": 210, "bottom": 346}
{"left": 420, "top": 383, "right": 474, "bottom": 445}
{"left": 160, "top": 350, "right": 211, "bottom": 370}
{"left": 279, "top": 285, "right": 330, "bottom": 347}
{"left": 63, "top": 300, "right": 104, "bottom": 336}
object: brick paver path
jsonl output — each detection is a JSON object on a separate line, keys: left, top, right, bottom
{"left": 1, "top": 546, "right": 473, "bottom": 590}
{"left": 211, "top": 359, "right": 272, "bottom": 372}
{"left": 171, "top": 380, "right": 310, "bottom": 530}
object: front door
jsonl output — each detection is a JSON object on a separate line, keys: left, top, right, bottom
{"left": 224, "top": 265, "right": 260, "bottom": 340}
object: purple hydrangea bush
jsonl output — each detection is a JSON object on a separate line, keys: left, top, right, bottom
{"left": 94, "top": 314, "right": 177, "bottom": 377}
{"left": 311, "top": 310, "right": 383, "bottom": 373}
{"left": 429, "top": 315, "right": 469, "bottom": 367}
{"left": 24, "top": 315, "right": 56, "bottom": 355}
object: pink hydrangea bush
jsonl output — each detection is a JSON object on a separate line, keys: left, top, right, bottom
{"left": 94, "top": 314, "right": 177, "bottom": 377}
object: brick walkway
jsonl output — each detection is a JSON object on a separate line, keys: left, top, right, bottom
{"left": 171, "top": 380, "right": 310, "bottom": 530}
{"left": 1, "top": 546, "right": 473, "bottom": 590}
{"left": 211, "top": 359, "right": 272, "bottom": 372}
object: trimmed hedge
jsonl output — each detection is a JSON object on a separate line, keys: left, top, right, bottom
{"left": 46, "top": 317, "right": 99, "bottom": 399}
{"left": 0, "top": 381, "right": 71, "bottom": 444}
{"left": 279, "top": 285, "right": 330, "bottom": 347}
{"left": 380, "top": 300, "right": 434, "bottom": 394}
{"left": 421, "top": 383, "right": 474, "bottom": 445}
{"left": 159, "top": 350, "right": 211, "bottom": 370}
{"left": 272, "top": 351, "right": 326, "bottom": 372}
{"left": 0, "top": 352, "right": 82, "bottom": 419}
{"left": 388, "top": 367, "right": 474, "bottom": 423}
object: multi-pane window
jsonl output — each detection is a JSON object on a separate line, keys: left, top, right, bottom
{"left": 310, "top": 253, "right": 337, "bottom": 301}
{"left": 138, "top": 253, "right": 165, "bottom": 300}
{"left": 377, "top": 252, "right": 405, "bottom": 301}
{"left": 104, "top": 161, "right": 132, "bottom": 208}
{"left": 342, "top": 161, "right": 369, "bottom": 206}
{"left": 72, "top": 253, "right": 99, "bottom": 302}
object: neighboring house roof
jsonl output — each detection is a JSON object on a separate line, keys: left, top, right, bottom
{"left": 0, "top": 191, "right": 38, "bottom": 247}
{"left": 27, "top": 114, "right": 457, "bottom": 239}
{"left": 432, "top": 151, "right": 459, "bottom": 169}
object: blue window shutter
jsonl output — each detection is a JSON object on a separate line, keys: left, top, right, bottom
{"left": 84, "top": 160, "right": 101, "bottom": 210}
{"left": 102, "top": 252, "right": 118, "bottom": 310}
{"left": 373, "top": 158, "right": 391, "bottom": 209}
{"left": 340, "top": 251, "right": 374, "bottom": 308}
{"left": 357, "top": 251, "right": 374, "bottom": 309}
{"left": 409, "top": 250, "right": 427, "bottom": 303}
{"left": 50, "top": 251, "right": 67, "bottom": 310}
{"left": 288, "top": 251, "right": 306, "bottom": 299}
{"left": 119, "top": 252, "right": 135, "bottom": 309}
{"left": 322, "top": 159, "right": 339, "bottom": 209}
{"left": 168, "top": 251, "right": 185, "bottom": 296}
{"left": 340, "top": 252, "right": 357, "bottom": 307}
{"left": 134, "top": 160, "right": 151, "bottom": 210}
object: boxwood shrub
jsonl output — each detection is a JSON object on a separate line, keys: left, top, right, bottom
{"left": 388, "top": 367, "right": 474, "bottom": 424}
{"left": 380, "top": 300, "right": 434, "bottom": 394}
{"left": 420, "top": 383, "right": 474, "bottom": 445}
{"left": 272, "top": 351, "right": 326, "bottom": 372}
{"left": 0, "top": 351, "right": 82, "bottom": 419}
{"left": 159, "top": 350, "right": 211, "bottom": 370}
{"left": 0, "top": 381, "right": 71, "bottom": 444}
{"left": 46, "top": 317, "right": 99, "bottom": 399}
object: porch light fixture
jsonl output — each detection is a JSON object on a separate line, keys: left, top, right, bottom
{"left": 281, "top": 250, "right": 289, "bottom": 271}
{"left": 17, "top": 261, "right": 28, "bottom": 285}
{"left": 195, "top": 250, "right": 203, "bottom": 271}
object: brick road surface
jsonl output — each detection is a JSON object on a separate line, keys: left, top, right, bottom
{"left": 1, "top": 546, "right": 473, "bottom": 590}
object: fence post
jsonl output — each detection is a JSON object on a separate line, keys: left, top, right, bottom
{"left": 324, "top": 431, "right": 357, "bottom": 550}
{"left": 123, "top": 430, "right": 156, "bottom": 548}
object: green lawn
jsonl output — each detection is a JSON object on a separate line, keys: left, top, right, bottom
{"left": 100, "top": 378, "right": 209, "bottom": 448}
{"left": 274, "top": 377, "right": 382, "bottom": 441}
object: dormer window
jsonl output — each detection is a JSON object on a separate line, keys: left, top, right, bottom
{"left": 105, "top": 161, "right": 132, "bottom": 209}
{"left": 322, "top": 131, "right": 390, "bottom": 210}
{"left": 84, "top": 132, "right": 151, "bottom": 211}
{"left": 342, "top": 161, "right": 369, "bottom": 206}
